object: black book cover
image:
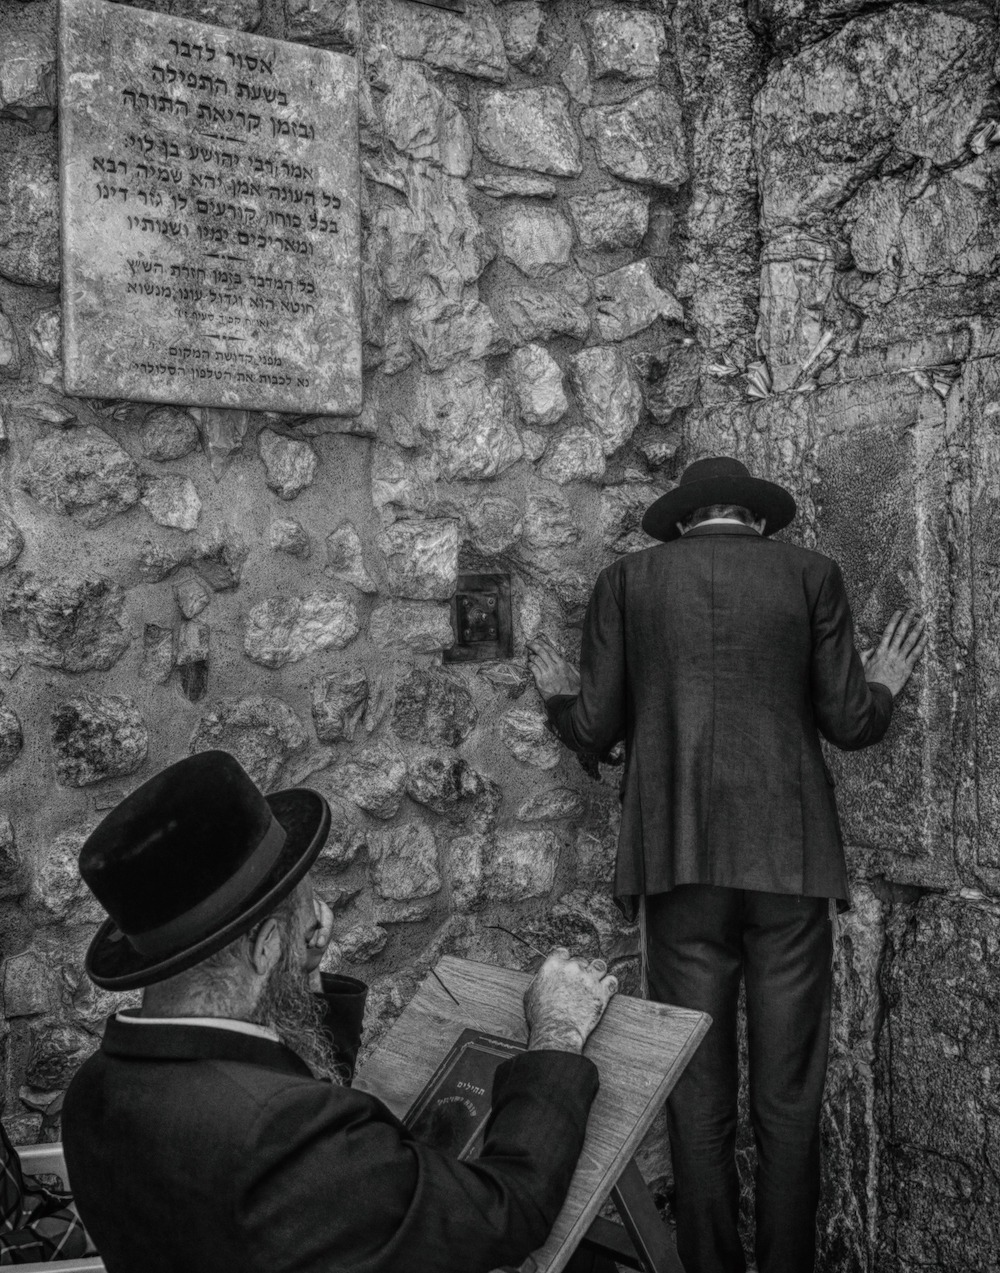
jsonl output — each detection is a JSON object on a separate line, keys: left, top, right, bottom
{"left": 403, "top": 1029, "right": 527, "bottom": 1161}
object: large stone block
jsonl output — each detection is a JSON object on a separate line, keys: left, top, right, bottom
{"left": 448, "top": 827, "right": 559, "bottom": 907}
{"left": 392, "top": 667, "right": 478, "bottom": 747}
{"left": 498, "top": 1, "right": 556, "bottom": 74}
{"left": 381, "top": 0, "right": 507, "bottom": 82}
{"left": 139, "top": 408, "right": 200, "bottom": 462}
{"left": 2, "top": 573, "right": 131, "bottom": 673}
{"left": 594, "top": 260, "right": 684, "bottom": 341}
{"left": 538, "top": 426, "right": 606, "bottom": 485}
{"left": 190, "top": 696, "right": 306, "bottom": 790}
{"left": 406, "top": 751, "right": 501, "bottom": 828}
{"left": 286, "top": 0, "right": 360, "bottom": 48}
{"left": 312, "top": 666, "right": 369, "bottom": 744}
{"left": 569, "top": 345, "right": 643, "bottom": 456}
{"left": 0, "top": 698, "right": 24, "bottom": 773}
{"left": 369, "top": 600, "right": 454, "bottom": 653}
{"left": 141, "top": 475, "right": 201, "bottom": 532}
{"left": 584, "top": 9, "right": 665, "bottom": 81}
{"left": 22, "top": 427, "right": 141, "bottom": 527}
{"left": 171, "top": 0, "right": 262, "bottom": 29}
{"left": 325, "top": 522, "right": 377, "bottom": 593}
{"left": 477, "top": 87, "right": 582, "bottom": 177}
{"left": 51, "top": 694, "right": 148, "bottom": 788}
{"left": 258, "top": 430, "right": 319, "bottom": 501}
{"left": 509, "top": 344, "right": 568, "bottom": 427}
{"left": 568, "top": 187, "right": 649, "bottom": 253}
{"left": 496, "top": 272, "right": 592, "bottom": 345}
{"left": 0, "top": 29, "right": 57, "bottom": 131}
{"left": 325, "top": 742, "right": 408, "bottom": 819}
{"left": 497, "top": 203, "right": 574, "bottom": 277}
{"left": 382, "top": 61, "right": 472, "bottom": 178}
{"left": 463, "top": 495, "right": 523, "bottom": 556}
{"left": 499, "top": 706, "right": 560, "bottom": 768}
{"left": 243, "top": 593, "right": 360, "bottom": 668}
{"left": 413, "top": 364, "right": 522, "bottom": 480}
{"left": 382, "top": 518, "right": 459, "bottom": 601}
{"left": 581, "top": 88, "right": 688, "bottom": 189}
{"left": 0, "top": 131, "right": 59, "bottom": 287}
{"left": 369, "top": 822, "right": 441, "bottom": 901}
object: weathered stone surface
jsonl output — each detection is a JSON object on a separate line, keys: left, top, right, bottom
{"left": 51, "top": 694, "right": 148, "bottom": 788}
{"left": 32, "top": 831, "right": 103, "bottom": 923}
{"left": 22, "top": 427, "right": 141, "bottom": 527}
{"left": 499, "top": 707, "right": 561, "bottom": 768}
{"left": 516, "top": 786, "right": 584, "bottom": 821}
{"left": 496, "top": 271, "right": 592, "bottom": 345}
{"left": 28, "top": 307, "right": 61, "bottom": 387}
{"left": 270, "top": 516, "right": 311, "bottom": 558}
{"left": 142, "top": 623, "right": 174, "bottom": 684}
{"left": 569, "top": 345, "right": 643, "bottom": 456}
{"left": 312, "top": 666, "right": 368, "bottom": 743}
{"left": 176, "top": 619, "right": 209, "bottom": 665}
{"left": 477, "top": 88, "right": 582, "bottom": 177}
{"left": 523, "top": 485, "right": 580, "bottom": 550}
{"left": 174, "top": 575, "right": 211, "bottom": 620}
{"left": 315, "top": 797, "right": 366, "bottom": 871}
{"left": 582, "top": 88, "right": 688, "bottom": 189}
{"left": 633, "top": 344, "right": 700, "bottom": 423}
{"left": 538, "top": 426, "right": 606, "bottom": 485}
{"left": 381, "top": 0, "right": 507, "bottom": 81}
{"left": 595, "top": 260, "right": 684, "bottom": 341}
{"left": 0, "top": 307, "right": 18, "bottom": 377}
{"left": 560, "top": 42, "right": 592, "bottom": 104}
{"left": 0, "top": 815, "right": 22, "bottom": 898}
{"left": 414, "top": 364, "right": 522, "bottom": 480}
{"left": 286, "top": 0, "right": 359, "bottom": 48}
{"left": 498, "top": 203, "right": 573, "bottom": 277}
{"left": 243, "top": 592, "right": 360, "bottom": 668}
{"left": 193, "top": 537, "right": 249, "bottom": 592}
{"left": 369, "top": 822, "right": 441, "bottom": 901}
{"left": 382, "top": 61, "right": 472, "bottom": 178}
{"left": 569, "top": 187, "right": 649, "bottom": 253}
{"left": 141, "top": 475, "right": 201, "bottom": 532}
{"left": 192, "top": 408, "right": 250, "bottom": 481}
{"left": 600, "top": 483, "right": 659, "bottom": 553}
{"left": 406, "top": 750, "right": 501, "bottom": 828}
{"left": 336, "top": 921, "right": 388, "bottom": 962}
{"left": 473, "top": 173, "right": 557, "bottom": 199}
{"left": 0, "top": 512, "right": 24, "bottom": 571}
{"left": 374, "top": 898, "right": 437, "bottom": 925}
{"left": 139, "top": 408, "right": 200, "bottom": 462}
{"left": 190, "top": 696, "right": 306, "bottom": 789}
{"left": 393, "top": 667, "right": 478, "bottom": 746}
{"left": 326, "top": 522, "right": 377, "bottom": 593}
{"left": 584, "top": 9, "right": 664, "bottom": 81}
{"left": 463, "top": 495, "right": 524, "bottom": 556}
{"left": 258, "top": 430, "right": 319, "bottom": 501}
{"left": 3, "top": 573, "right": 131, "bottom": 673}
{"left": 171, "top": 0, "right": 261, "bottom": 28}
{"left": 879, "top": 895, "right": 1000, "bottom": 1270}
{"left": 2, "top": 949, "right": 52, "bottom": 1017}
{"left": 369, "top": 600, "right": 454, "bottom": 653}
{"left": 382, "top": 518, "right": 459, "bottom": 600}
{"left": 327, "top": 742, "right": 408, "bottom": 819}
{"left": 520, "top": 428, "right": 547, "bottom": 463}
{"left": 410, "top": 293, "right": 505, "bottom": 374}
{"left": 452, "top": 827, "right": 559, "bottom": 909}
{"left": 498, "top": 2, "right": 557, "bottom": 73}
{"left": 0, "top": 29, "right": 56, "bottom": 131}
{"left": 0, "top": 698, "right": 23, "bottom": 773}
{"left": 0, "top": 131, "right": 58, "bottom": 287}
{"left": 25, "top": 1024, "right": 94, "bottom": 1092}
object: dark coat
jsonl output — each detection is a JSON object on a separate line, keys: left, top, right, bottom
{"left": 62, "top": 997, "right": 598, "bottom": 1273}
{"left": 545, "top": 523, "right": 894, "bottom": 913}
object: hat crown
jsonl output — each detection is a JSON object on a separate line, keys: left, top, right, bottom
{"left": 80, "top": 751, "right": 275, "bottom": 940}
{"left": 679, "top": 456, "right": 752, "bottom": 487}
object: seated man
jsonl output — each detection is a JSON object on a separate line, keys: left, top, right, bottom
{"left": 62, "top": 750, "right": 617, "bottom": 1273}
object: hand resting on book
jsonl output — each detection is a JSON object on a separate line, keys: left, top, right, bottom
{"left": 523, "top": 948, "right": 618, "bottom": 1055}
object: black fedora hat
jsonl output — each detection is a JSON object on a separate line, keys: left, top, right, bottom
{"left": 80, "top": 750, "right": 331, "bottom": 990}
{"left": 642, "top": 456, "right": 796, "bottom": 543}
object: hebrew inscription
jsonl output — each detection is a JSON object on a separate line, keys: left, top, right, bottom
{"left": 58, "top": 0, "right": 361, "bottom": 415}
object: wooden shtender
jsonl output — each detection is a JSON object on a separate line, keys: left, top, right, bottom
{"left": 354, "top": 955, "right": 710, "bottom": 1273}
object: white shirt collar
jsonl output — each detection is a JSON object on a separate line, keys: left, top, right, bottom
{"left": 115, "top": 1011, "right": 280, "bottom": 1043}
{"left": 686, "top": 517, "right": 761, "bottom": 532}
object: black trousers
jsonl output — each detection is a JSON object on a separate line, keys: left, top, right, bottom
{"left": 645, "top": 885, "right": 832, "bottom": 1273}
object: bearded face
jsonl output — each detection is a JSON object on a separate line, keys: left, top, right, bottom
{"left": 250, "top": 917, "right": 344, "bottom": 1085}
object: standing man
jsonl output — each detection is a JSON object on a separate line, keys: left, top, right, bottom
{"left": 528, "top": 456, "right": 926, "bottom": 1273}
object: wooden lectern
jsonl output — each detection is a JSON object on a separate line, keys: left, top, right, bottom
{"left": 354, "top": 956, "right": 710, "bottom": 1273}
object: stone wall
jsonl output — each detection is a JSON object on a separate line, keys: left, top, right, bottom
{"left": 1, "top": 0, "right": 998, "bottom": 1270}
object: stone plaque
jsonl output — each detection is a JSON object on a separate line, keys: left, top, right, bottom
{"left": 58, "top": 0, "right": 361, "bottom": 415}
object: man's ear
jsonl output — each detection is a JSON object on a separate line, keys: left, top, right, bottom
{"left": 247, "top": 917, "right": 283, "bottom": 976}
{"left": 753, "top": 517, "right": 766, "bottom": 535}
{"left": 676, "top": 521, "right": 688, "bottom": 536}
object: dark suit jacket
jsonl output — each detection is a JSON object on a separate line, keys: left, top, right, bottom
{"left": 546, "top": 523, "right": 894, "bottom": 914}
{"left": 62, "top": 998, "right": 598, "bottom": 1273}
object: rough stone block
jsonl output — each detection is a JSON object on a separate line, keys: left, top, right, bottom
{"left": 499, "top": 706, "right": 560, "bottom": 768}
{"left": 523, "top": 485, "right": 579, "bottom": 550}
{"left": 139, "top": 407, "right": 200, "bottom": 462}
{"left": 26, "top": 1023, "right": 95, "bottom": 1091}
{"left": 315, "top": 798, "right": 367, "bottom": 871}
{"left": 192, "top": 408, "right": 249, "bottom": 481}
{"left": 51, "top": 694, "right": 148, "bottom": 787}
{"left": 3, "top": 573, "right": 131, "bottom": 673}
{"left": 0, "top": 30, "right": 57, "bottom": 131}
{"left": 0, "top": 698, "right": 23, "bottom": 773}
{"left": 141, "top": 475, "right": 201, "bottom": 532}
{"left": 369, "top": 822, "right": 441, "bottom": 901}
{"left": 312, "top": 666, "right": 369, "bottom": 743}
{"left": 0, "top": 513, "right": 25, "bottom": 571}
{"left": 569, "top": 345, "right": 643, "bottom": 456}
{"left": 190, "top": 695, "right": 306, "bottom": 790}
{"left": 0, "top": 814, "right": 23, "bottom": 899}
{"left": 171, "top": 0, "right": 262, "bottom": 29}
{"left": 568, "top": 187, "right": 649, "bottom": 253}
{"left": 381, "top": 0, "right": 507, "bottom": 80}
{"left": 406, "top": 751, "right": 501, "bottom": 828}
{"left": 0, "top": 306, "right": 19, "bottom": 378}
{"left": 270, "top": 516, "right": 311, "bottom": 558}
{"left": 22, "top": 426, "right": 141, "bottom": 528}
{"left": 243, "top": 592, "right": 360, "bottom": 668}
{"left": 498, "top": 1, "right": 557, "bottom": 74}
{"left": 498, "top": 202, "right": 574, "bottom": 277}
{"left": 258, "top": 430, "right": 319, "bottom": 501}
{"left": 538, "top": 426, "right": 606, "bottom": 485}
{"left": 490, "top": 828, "right": 560, "bottom": 901}
{"left": 142, "top": 623, "right": 174, "bottom": 684}
{"left": 174, "top": 575, "right": 211, "bottom": 620}
{"left": 286, "top": 0, "right": 360, "bottom": 48}
{"left": 1, "top": 950, "right": 51, "bottom": 1017}
{"left": 463, "top": 494, "right": 524, "bottom": 556}
{"left": 473, "top": 172, "right": 558, "bottom": 199}
{"left": 496, "top": 271, "right": 591, "bottom": 345}
{"left": 595, "top": 260, "right": 684, "bottom": 341}
{"left": 28, "top": 306, "right": 61, "bottom": 388}
{"left": 382, "top": 518, "right": 459, "bottom": 601}
{"left": 369, "top": 600, "right": 454, "bottom": 653}
{"left": 414, "top": 363, "right": 522, "bottom": 480}
{"left": 0, "top": 130, "right": 58, "bottom": 287}
{"left": 584, "top": 9, "right": 665, "bottom": 81}
{"left": 382, "top": 60, "right": 472, "bottom": 178}
{"left": 393, "top": 667, "right": 478, "bottom": 746}
{"left": 632, "top": 344, "right": 701, "bottom": 424}
{"left": 477, "top": 87, "right": 582, "bottom": 177}
{"left": 582, "top": 88, "right": 688, "bottom": 189}
{"left": 336, "top": 921, "right": 388, "bottom": 963}
{"left": 560, "top": 42, "right": 592, "bottom": 104}
{"left": 516, "top": 786, "right": 584, "bottom": 822}
{"left": 176, "top": 620, "right": 209, "bottom": 668}
{"left": 326, "top": 742, "right": 408, "bottom": 819}
{"left": 326, "top": 522, "right": 377, "bottom": 593}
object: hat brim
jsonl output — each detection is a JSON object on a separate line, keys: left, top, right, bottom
{"left": 641, "top": 473, "right": 797, "bottom": 542}
{"left": 85, "top": 787, "right": 331, "bottom": 991}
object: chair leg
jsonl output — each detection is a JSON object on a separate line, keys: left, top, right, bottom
{"left": 610, "top": 1158, "right": 686, "bottom": 1273}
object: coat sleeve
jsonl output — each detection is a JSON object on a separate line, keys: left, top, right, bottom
{"left": 545, "top": 567, "right": 626, "bottom": 756}
{"left": 239, "top": 1050, "right": 599, "bottom": 1273}
{"left": 810, "top": 559, "right": 894, "bottom": 750}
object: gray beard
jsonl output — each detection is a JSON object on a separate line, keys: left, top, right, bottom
{"left": 251, "top": 944, "right": 344, "bottom": 1085}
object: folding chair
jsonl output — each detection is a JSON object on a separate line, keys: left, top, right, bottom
{"left": 9, "top": 1144, "right": 104, "bottom": 1273}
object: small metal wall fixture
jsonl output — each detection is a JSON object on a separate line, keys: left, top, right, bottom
{"left": 445, "top": 573, "right": 513, "bottom": 663}
{"left": 408, "top": 0, "right": 466, "bottom": 12}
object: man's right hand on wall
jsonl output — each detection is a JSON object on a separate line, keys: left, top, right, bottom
{"left": 524, "top": 949, "right": 618, "bottom": 1055}
{"left": 527, "top": 637, "right": 582, "bottom": 701}
{"left": 861, "top": 608, "right": 928, "bottom": 698}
